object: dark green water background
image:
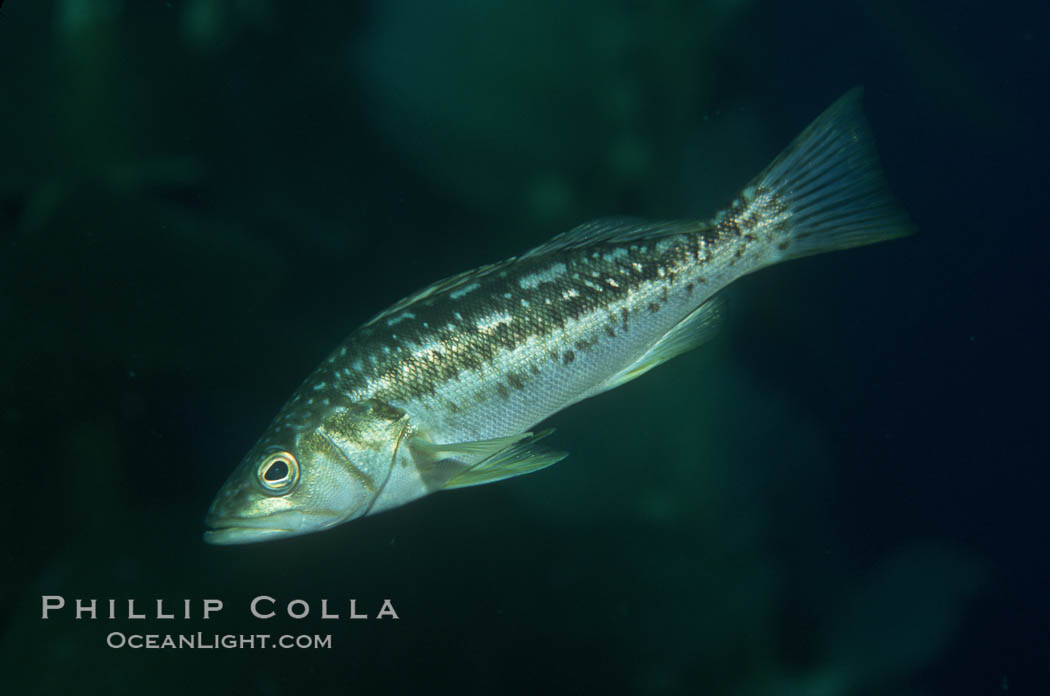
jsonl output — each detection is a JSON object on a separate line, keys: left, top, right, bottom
{"left": 2, "top": 1, "right": 1047, "bottom": 694}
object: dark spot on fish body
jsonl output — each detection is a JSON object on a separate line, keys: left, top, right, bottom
{"left": 495, "top": 383, "right": 510, "bottom": 399}
{"left": 456, "top": 348, "right": 483, "bottom": 372}
{"left": 605, "top": 325, "right": 617, "bottom": 338}
{"left": 562, "top": 350, "right": 575, "bottom": 365}
{"left": 777, "top": 240, "right": 790, "bottom": 250}
{"left": 562, "top": 303, "right": 585, "bottom": 324}
{"left": 688, "top": 234, "right": 703, "bottom": 264}
{"left": 621, "top": 308, "right": 630, "bottom": 330}
{"left": 507, "top": 372, "right": 526, "bottom": 390}
{"left": 537, "top": 302, "right": 567, "bottom": 330}
{"left": 648, "top": 302, "right": 661, "bottom": 314}
{"left": 492, "top": 323, "right": 519, "bottom": 350}
{"left": 721, "top": 221, "right": 743, "bottom": 239}
{"left": 701, "top": 226, "right": 724, "bottom": 246}
{"left": 686, "top": 282, "right": 695, "bottom": 295}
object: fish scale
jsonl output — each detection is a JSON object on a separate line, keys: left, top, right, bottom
{"left": 204, "top": 88, "right": 915, "bottom": 544}
{"left": 279, "top": 227, "right": 721, "bottom": 444}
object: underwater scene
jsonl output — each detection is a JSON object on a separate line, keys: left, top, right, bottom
{"left": 2, "top": 1, "right": 1047, "bottom": 694}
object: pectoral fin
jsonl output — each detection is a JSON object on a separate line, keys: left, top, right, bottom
{"left": 410, "top": 431, "right": 533, "bottom": 462}
{"left": 597, "top": 296, "right": 723, "bottom": 393}
{"left": 440, "top": 429, "right": 567, "bottom": 490}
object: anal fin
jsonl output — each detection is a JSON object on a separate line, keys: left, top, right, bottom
{"left": 441, "top": 429, "right": 567, "bottom": 490}
{"left": 598, "top": 296, "right": 723, "bottom": 393}
{"left": 411, "top": 431, "right": 532, "bottom": 462}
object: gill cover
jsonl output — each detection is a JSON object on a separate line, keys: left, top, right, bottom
{"left": 298, "top": 398, "right": 411, "bottom": 515}
{"left": 204, "top": 399, "right": 409, "bottom": 544}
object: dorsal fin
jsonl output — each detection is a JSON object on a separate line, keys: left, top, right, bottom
{"left": 364, "top": 260, "right": 510, "bottom": 326}
{"left": 520, "top": 217, "right": 705, "bottom": 260}
{"left": 366, "top": 217, "right": 703, "bottom": 325}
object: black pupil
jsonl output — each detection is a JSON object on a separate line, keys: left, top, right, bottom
{"left": 264, "top": 459, "right": 289, "bottom": 482}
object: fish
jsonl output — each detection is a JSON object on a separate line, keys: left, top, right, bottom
{"left": 204, "top": 88, "right": 914, "bottom": 544}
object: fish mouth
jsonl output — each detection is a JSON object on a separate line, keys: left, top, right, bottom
{"left": 203, "top": 510, "right": 307, "bottom": 545}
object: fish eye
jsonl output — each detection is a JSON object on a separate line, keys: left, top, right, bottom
{"left": 256, "top": 452, "right": 299, "bottom": 494}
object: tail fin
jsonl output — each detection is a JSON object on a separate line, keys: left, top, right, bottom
{"left": 747, "top": 88, "right": 915, "bottom": 261}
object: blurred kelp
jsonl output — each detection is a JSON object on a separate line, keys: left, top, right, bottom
{"left": 355, "top": 0, "right": 754, "bottom": 228}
